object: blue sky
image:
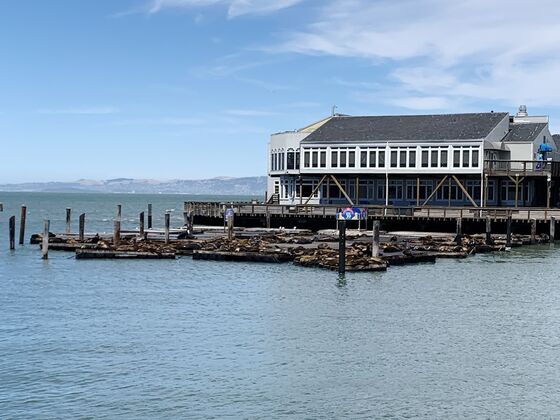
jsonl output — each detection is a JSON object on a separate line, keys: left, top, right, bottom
{"left": 2, "top": 0, "right": 560, "bottom": 182}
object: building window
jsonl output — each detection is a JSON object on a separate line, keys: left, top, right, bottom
{"left": 440, "top": 150, "right": 448, "bottom": 168}
{"left": 419, "top": 180, "right": 433, "bottom": 200}
{"left": 388, "top": 180, "right": 403, "bottom": 200}
{"left": 349, "top": 151, "right": 356, "bottom": 168}
{"left": 379, "top": 151, "right": 385, "bottom": 168}
{"left": 271, "top": 153, "right": 274, "bottom": 171}
{"left": 472, "top": 149, "right": 479, "bottom": 168}
{"left": 431, "top": 150, "right": 438, "bottom": 167}
{"left": 377, "top": 183, "right": 386, "bottom": 201}
{"left": 340, "top": 151, "right": 347, "bottom": 168}
{"left": 409, "top": 150, "right": 416, "bottom": 167}
{"left": 462, "top": 150, "right": 469, "bottom": 168}
{"left": 360, "top": 151, "right": 367, "bottom": 168}
{"left": 287, "top": 150, "right": 295, "bottom": 170}
{"left": 391, "top": 150, "right": 398, "bottom": 167}
{"left": 312, "top": 151, "right": 318, "bottom": 168}
{"left": 422, "top": 150, "right": 429, "bottom": 168}
{"left": 399, "top": 151, "right": 407, "bottom": 168}
{"left": 369, "top": 150, "right": 376, "bottom": 168}
{"left": 406, "top": 180, "right": 416, "bottom": 200}
{"left": 280, "top": 152, "right": 284, "bottom": 170}
{"left": 295, "top": 150, "right": 300, "bottom": 169}
{"left": 304, "top": 151, "right": 310, "bottom": 168}
{"left": 331, "top": 150, "right": 338, "bottom": 168}
{"left": 320, "top": 151, "right": 326, "bottom": 168}
{"left": 453, "top": 150, "right": 460, "bottom": 167}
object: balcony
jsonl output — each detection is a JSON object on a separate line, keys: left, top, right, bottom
{"left": 484, "top": 160, "right": 558, "bottom": 176}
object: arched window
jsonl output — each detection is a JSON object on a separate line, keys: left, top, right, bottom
{"left": 287, "top": 148, "right": 295, "bottom": 170}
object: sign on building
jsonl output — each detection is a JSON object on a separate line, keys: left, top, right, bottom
{"left": 336, "top": 207, "right": 367, "bottom": 221}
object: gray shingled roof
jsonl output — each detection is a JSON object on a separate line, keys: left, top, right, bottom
{"left": 502, "top": 123, "right": 547, "bottom": 142}
{"left": 553, "top": 134, "right": 560, "bottom": 150}
{"left": 300, "top": 112, "right": 508, "bottom": 144}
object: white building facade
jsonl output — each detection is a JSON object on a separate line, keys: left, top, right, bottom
{"left": 267, "top": 107, "right": 558, "bottom": 207}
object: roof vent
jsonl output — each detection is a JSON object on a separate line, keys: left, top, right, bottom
{"left": 516, "top": 105, "right": 528, "bottom": 117}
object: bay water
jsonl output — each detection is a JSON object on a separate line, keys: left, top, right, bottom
{"left": 1, "top": 192, "right": 560, "bottom": 418}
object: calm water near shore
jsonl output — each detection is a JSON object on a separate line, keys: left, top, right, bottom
{"left": 2, "top": 192, "right": 560, "bottom": 418}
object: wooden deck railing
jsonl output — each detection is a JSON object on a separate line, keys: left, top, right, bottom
{"left": 188, "top": 201, "right": 560, "bottom": 221}
{"left": 484, "top": 159, "right": 553, "bottom": 176}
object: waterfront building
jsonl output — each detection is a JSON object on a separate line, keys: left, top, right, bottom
{"left": 267, "top": 106, "right": 560, "bottom": 208}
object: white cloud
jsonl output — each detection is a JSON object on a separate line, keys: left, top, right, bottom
{"left": 38, "top": 107, "right": 119, "bottom": 115}
{"left": 273, "top": 0, "right": 560, "bottom": 109}
{"left": 147, "top": 0, "right": 304, "bottom": 17}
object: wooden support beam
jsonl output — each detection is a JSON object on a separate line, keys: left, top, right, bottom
{"left": 330, "top": 175, "right": 355, "bottom": 206}
{"left": 9, "top": 216, "right": 15, "bottom": 250}
{"left": 303, "top": 175, "right": 328, "bottom": 206}
{"left": 416, "top": 177, "right": 420, "bottom": 207}
{"left": 422, "top": 175, "right": 448, "bottom": 206}
{"left": 338, "top": 219, "right": 346, "bottom": 275}
{"left": 147, "top": 204, "right": 153, "bottom": 229}
{"left": 164, "top": 212, "right": 170, "bottom": 244}
{"left": 451, "top": 175, "right": 478, "bottom": 207}
{"left": 485, "top": 216, "right": 492, "bottom": 245}
{"left": 372, "top": 220, "right": 380, "bottom": 257}
{"left": 550, "top": 216, "right": 556, "bottom": 242}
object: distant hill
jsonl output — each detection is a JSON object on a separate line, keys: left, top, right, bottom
{"left": 0, "top": 176, "right": 267, "bottom": 196}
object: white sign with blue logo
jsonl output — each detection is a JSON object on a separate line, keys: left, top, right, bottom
{"left": 224, "top": 208, "right": 235, "bottom": 218}
{"left": 336, "top": 207, "right": 367, "bottom": 221}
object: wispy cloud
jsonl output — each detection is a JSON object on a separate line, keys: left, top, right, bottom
{"left": 271, "top": 0, "right": 560, "bottom": 109}
{"left": 37, "top": 107, "right": 120, "bottom": 115}
{"left": 145, "top": 0, "right": 304, "bottom": 18}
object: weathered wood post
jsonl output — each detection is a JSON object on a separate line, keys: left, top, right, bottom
{"left": 455, "top": 217, "right": 462, "bottom": 245}
{"left": 372, "top": 220, "right": 380, "bottom": 257}
{"left": 530, "top": 219, "right": 537, "bottom": 244}
{"left": 227, "top": 214, "right": 234, "bottom": 241}
{"left": 164, "top": 212, "right": 170, "bottom": 244}
{"left": 113, "top": 220, "right": 121, "bottom": 247}
{"left": 116, "top": 204, "right": 122, "bottom": 221}
{"left": 147, "top": 204, "right": 153, "bottom": 229}
{"left": 550, "top": 217, "right": 556, "bottom": 243}
{"left": 139, "top": 212, "right": 145, "bottom": 238}
{"left": 506, "top": 215, "right": 512, "bottom": 247}
{"left": 19, "top": 205, "right": 27, "bottom": 245}
{"left": 0, "top": 203, "right": 3, "bottom": 212}
{"left": 9, "top": 216, "right": 15, "bottom": 250}
{"left": 65, "top": 208, "right": 71, "bottom": 234}
{"left": 485, "top": 216, "right": 492, "bottom": 245}
{"left": 266, "top": 206, "right": 271, "bottom": 229}
{"left": 41, "top": 220, "right": 50, "bottom": 259}
{"left": 338, "top": 219, "right": 346, "bottom": 275}
{"left": 79, "top": 213, "right": 85, "bottom": 242}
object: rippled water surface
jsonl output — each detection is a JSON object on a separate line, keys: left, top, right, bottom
{"left": 2, "top": 192, "right": 560, "bottom": 418}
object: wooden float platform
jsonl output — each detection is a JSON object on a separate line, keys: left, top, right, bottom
{"left": 193, "top": 250, "right": 293, "bottom": 263}
{"left": 76, "top": 249, "right": 176, "bottom": 259}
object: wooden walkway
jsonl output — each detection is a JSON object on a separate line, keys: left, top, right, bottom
{"left": 189, "top": 202, "right": 560, "bottom": 222}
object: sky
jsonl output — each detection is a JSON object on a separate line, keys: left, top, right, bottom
{"left": 2, "top": 0, "right": 560, "bottom": 183}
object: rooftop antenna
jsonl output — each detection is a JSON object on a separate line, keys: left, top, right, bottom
{"left": 331, "top": 105, "right": 337, "bottom": 116}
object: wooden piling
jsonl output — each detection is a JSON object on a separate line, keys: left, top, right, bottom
{"left": 506, "top": 215, "right": 512, "bottom": 247}
{"left": 372, "top": 220, "right": 380, "bottom": 257}
{"left": 79, "top": 213, "right": 85, "bottom": 242}
{"left": 164, "top": 212, "right": 170, "bottom": 244}
{"left": 550, "top": 217, "right": 556, "bottom": 243}
{"left": 338, "top": 220, "right": 346, "bottom": 275}
{"left": 485, "top": 216, "right": 492, "bottom": 245}
{"left": 113, "top": 220, "right": 121, "bottom": 247}
{"left": 19, "top": 205, "right": 27, "bottom": 246}
{"left": 41, "top": 220, "right": 50, "bottom": 259}
{"left": 139, "top": 212, "right": 145, "bottom": 237}
{"left": 455, "top": 217, "right": 462, "bottom": 245}
{"left": 227, "top": 215, "right": 234, "bottom": 240}
{"left": 9, "top": 216, "right": 15, "bottom": 250}
{"left": 147, "top": 204, "right": 153, "bottom": 229}
{"left": 65, "top": 208, "right": 71, "bottom": 234}
{"left": 530, "top": 219, "right": 537, "bottom": 244}
{"left": 0, "top": 203, "right": 3, "bottom": 212}
{"left": 266, "top": 207, "right": 271, "bottom": 229}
